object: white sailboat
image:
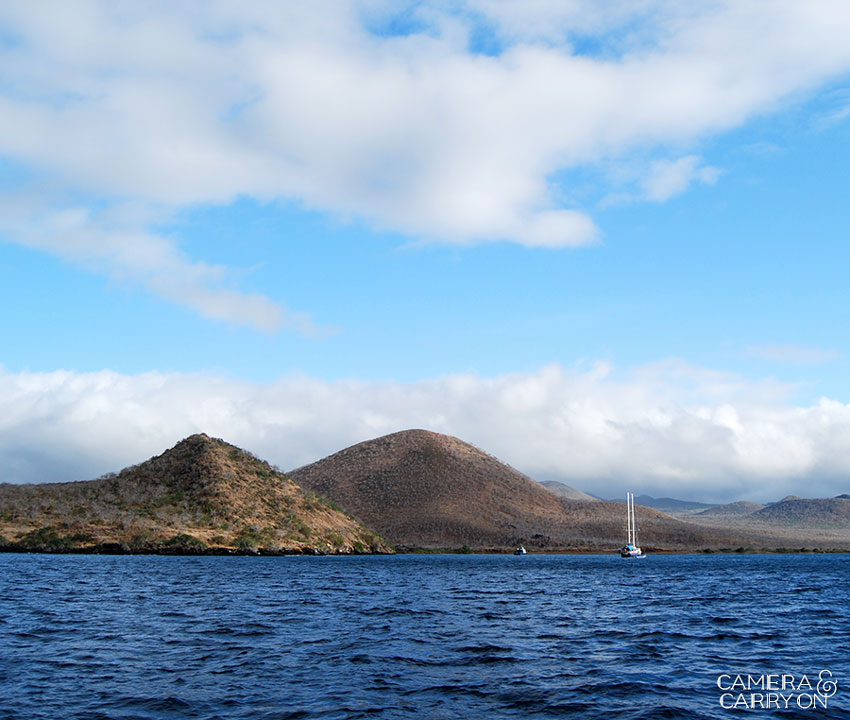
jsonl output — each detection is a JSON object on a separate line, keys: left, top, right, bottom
{"left": 620, "top": 492, "right": 647, "bottom": 558}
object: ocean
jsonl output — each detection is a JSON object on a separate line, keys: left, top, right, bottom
{"left": 1, "top": 553, "right": 847, "bottom": 719}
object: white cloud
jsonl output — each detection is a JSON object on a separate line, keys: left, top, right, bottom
{"left": 602, "top": 154, "right": 721, "bottom": 206}
{"left": 2, "top": 2, "right": 850, "bottom": 322}
{"left": 2, "top": 362, "right": 850, "bottom": 503}
{"left": 0, "top": 200, "right": 315, "bottom": 334}
{"left": 746, "top": 345, "right": 841, "bottom": 365}
{"left": 642, "top": 155, "right": 721, "bottom": 202}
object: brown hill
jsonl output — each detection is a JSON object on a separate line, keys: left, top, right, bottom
{"left": 0, "top": 434, "right": 390, "bottom": 554}
{"left": 290, "top": 429, "right": 569, "bottom": 548}
{"left": 752, "top": 497, "right": 850, "bottom": 527}
{"left": 289, "top": 429, "right": 799, "bottom": 551}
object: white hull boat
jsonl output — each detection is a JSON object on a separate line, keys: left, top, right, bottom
{"left": 620, "top": 492, "right": 647, "bottom": 558}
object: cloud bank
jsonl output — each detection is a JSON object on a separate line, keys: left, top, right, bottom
{"left": 3, "top": 362, "right": 850, "bottom": 502}
{"left": 2, "top": 2, "right": 850, "bottom": 326}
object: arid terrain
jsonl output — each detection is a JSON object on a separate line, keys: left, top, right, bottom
{"left": 2, "top": 429, "right": 848, "bottom": 554}
{"left": 0, "top": 434, "right": 390, "bottom": 554}
{"left": 291, "top": 429, "right": 850, "bottom": 552}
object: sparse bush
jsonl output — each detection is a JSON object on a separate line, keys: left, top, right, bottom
{"left": 163, "top": 533, "right": 207, "bottom": 552}
{"left": 125, "top": 531, "right": 154, "bottom": 552}
{"left": 18, "top": 526, "right": 73, "bottom": 551}
{"left": 234, "top": 526, "right": 273, "bottom": 550}
{"left": 67, "top": 532, "right": 94, "bottom": 544}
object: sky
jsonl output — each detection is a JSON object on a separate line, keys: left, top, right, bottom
{"left": 2, "top": 1, "right": 850, "bottom": 502}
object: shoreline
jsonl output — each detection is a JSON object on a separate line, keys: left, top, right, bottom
{"left": 2, "top": 545, "right": 848, "bottom": 557}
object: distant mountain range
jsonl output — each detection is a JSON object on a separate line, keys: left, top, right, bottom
{"left": 633, "top": 495, "right": 717, "bottom": 513}
{"left": 696, "top": 501, "right": 765, "bottom": 517}
{"left": 737, "top": 497, "right": 850, "bottom": 527}
{"left": 537, "top": 480, "right": 598, "bottom": 502}
{"left": 635, "top": 493, "right": 850, "bottom": 528}
{"left": 1, "top": 429, "right": 848, "bottom": 554}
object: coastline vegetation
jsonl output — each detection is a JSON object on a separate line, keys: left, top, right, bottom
{"left": 2, "top": 431, "right": 848, "bottom": 556}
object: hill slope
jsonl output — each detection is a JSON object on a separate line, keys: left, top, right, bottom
{"left": 0, "top": 434, "right": 390, "bottom": 554}
{"left": 290, "top": 429, "right": 570, "bottom": 548}
{"left": 752, "top": 497, "right": 850, "bottom": 527}
{"left": 289, "top": 429, "right": 790, "bottom": 551}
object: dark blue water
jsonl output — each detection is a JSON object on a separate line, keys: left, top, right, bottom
{"left": 1, "top": 554, "right": 848, "bottom": 719}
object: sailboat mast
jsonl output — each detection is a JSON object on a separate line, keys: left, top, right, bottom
{"left": 628, "top": 492, "right": 633, "bottom": 545}
{"left": 633, "top": 494, "right": 640, "bottom": 547}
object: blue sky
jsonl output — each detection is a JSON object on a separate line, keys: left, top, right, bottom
{"left": 2, "top": 1, "right": 850, "bottom": 501}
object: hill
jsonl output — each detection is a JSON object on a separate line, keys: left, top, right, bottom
{"left": 538, "top": 480, "right": 598, "bottom": 502}
{"left": 633, "top": 495, "right": 717, "bottom": 514}
{"left": 290, "top": 429, "right": 571, "bottom": 548}
{"left": 0, "top": 434, "right": 390, "bottom": 554}
{"left": 697, "top": 501, "right": 765, "bottom": 517}
{"left": 752, "top": 497, "right": 850, "bottom": 527}
{"left": 3, "top": 430, "right": 847, "bottom": 554}
{"left": 289, "top": 429, "right": 803, "bottom": 551}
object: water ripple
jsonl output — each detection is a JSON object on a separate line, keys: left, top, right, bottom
{"left": 1, "top": 554, "right": 849, "bottom": 719}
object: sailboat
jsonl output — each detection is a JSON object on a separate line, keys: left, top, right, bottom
{"left": 620, "top": 492, "right": 647, "bottom": 558}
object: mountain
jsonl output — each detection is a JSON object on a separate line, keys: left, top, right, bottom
{"left": 697, "top": 501, "right": 765, "bottom": 517}
{"left": 538, "top": 480, "right": 598, "bottom": 502}
{"left": 752, "top": 497, "right": 850, "bottom": 527}
{"left": 3, "top": 430, "right": 847, "bottom": 554}
{"left": 289, "top": 429, "right": 797, "bottom": 551}
{"left": 633, "top": 495, "right": 717, "bottom": 513}
{"left": 290, "top": 429, "right": 572, "bottom": 548}
{"left": 0, "top": 434, "right": 390, "bottom": 554}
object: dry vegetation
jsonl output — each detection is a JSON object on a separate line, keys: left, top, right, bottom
{"left": 2, "top": 430, "right": 847, "bottom": 555}
{"left": 0, "top": 434, "right": 392, "bottom": 554}
{"left": 677, "top": 496, "right": 850, "bottom": 550}
{"left": 291, "top": 429, "right": 850, "bottom": 552}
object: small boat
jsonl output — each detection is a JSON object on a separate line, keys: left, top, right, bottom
{"left": 620, "top": 492, "right": 647, "bottom": 558}
{"left": 514, "top": 546, "right": 527, "bottom": 555}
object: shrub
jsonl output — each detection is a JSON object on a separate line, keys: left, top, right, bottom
{"left": 18, "top": 526, "right": 73, "bottom": 551}
{"left": 125, "top": 531, "right": 154, "bottom": 552}
{"left": 163, "top": 533, "right": 207, "bottom": 552}
{"left": 234, "top": 526, "right": 269, "bottom": 550}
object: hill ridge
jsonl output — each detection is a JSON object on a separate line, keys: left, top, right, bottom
{"left": 0, "top": 434, "right": 391, "bottom": 554}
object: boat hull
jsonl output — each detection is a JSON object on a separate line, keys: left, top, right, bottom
{"left": 619, "top": 492, "right": 648, "bottom": 558}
